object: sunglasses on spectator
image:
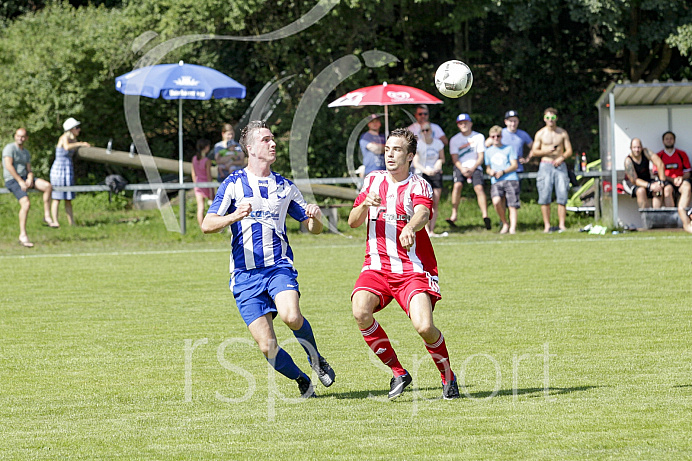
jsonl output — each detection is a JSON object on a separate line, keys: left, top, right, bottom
{"left": 544, "top": 115, "right": 557, "bottom": 121}
{"left": 421, "top": 128, "right": 431, "bottom": 132}
{"left": 489, "top": 134, "right": 501, "bottom": 138}
{"left": 417, "top": 112, "right": 428, "bottom": 116}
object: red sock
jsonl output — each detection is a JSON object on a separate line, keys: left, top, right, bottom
{"left": 425, "top": 333, "right": 453, "bottom": 384}
{"left": 361, "top": 320, "right": 406, "bottom": 376}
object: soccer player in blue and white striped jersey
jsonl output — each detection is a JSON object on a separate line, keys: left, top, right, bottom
{"left": 202, "top": 121, "right": 335, "bottom": 397}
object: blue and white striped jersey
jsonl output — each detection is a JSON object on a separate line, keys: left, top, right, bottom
{"left": 208, "top": 169, "right": 310, "bottom": 274}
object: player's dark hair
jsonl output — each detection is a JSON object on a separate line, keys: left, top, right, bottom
{"left": 662, "top": 131, "right": 676, "bottom": 141}
{"left": 388, "top": 128, "right": 417, "bottom": 162}
{"left": 544, "top": 107, "right": 558, "bottom": 115}
{"left": 195, "top": 138, "right": 211, "bottom": 160}
{"left": 240, "top": 120, "right": 269, "bottom": 156}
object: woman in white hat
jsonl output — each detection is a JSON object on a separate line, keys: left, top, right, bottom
{"left": 49, "top": 118, "right": 90, "bottom": 226}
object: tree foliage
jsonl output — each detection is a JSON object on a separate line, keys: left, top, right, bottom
{"left": 0, "top": 0, "right": 691, "bottom": 183}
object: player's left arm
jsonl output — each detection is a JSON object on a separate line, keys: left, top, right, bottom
{"left": 399, "top": 204, "right": 430, "bottom": 250}
{"left": 301, "top": 204, "right": 324, "bottom": 234}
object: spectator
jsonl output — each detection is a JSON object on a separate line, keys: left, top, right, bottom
{"left": 485, "top": 110, "right": 533, "bottom": 171}
{"left": 214, "top": 123, "right": 244, "bottom": 182}
{"left": 413, "top": 122, "right": 445, "bottom": 235}
{"left": 2, "top": 128, "right": 57, "bottom": 247}
{"left": 526, "top": 108, "right": 573, "bottom": 233}
{"left": 501, "top": 111, "right": 534, "bottom": 176}
{"left": 656, "top": 131, "right": 691, "bottom": 208}
{"left": 191, "top": 139, "right": 214, "bottom": 228}
{"left": 485, "top": 125, "right": 520, "bottom": 234}
{"left": 408, "top": 104, "right": 448, "bottom": 146}
{"left": 50, "top": 118, "right": 90, "bottom": 227}
{"left": 348, "top": 127, "right": 459, "bottom": 400}
{"left": 201, "top": 120, "right": 335, "bottom": 398}
{"left": 448, "top": 113, "right": 491, "bottom": 230}
{"left": 623, "top": 138, "right": 666, "bottom": 209}
{"left": 359, "top": 114, "right": 386, "bottom": 176}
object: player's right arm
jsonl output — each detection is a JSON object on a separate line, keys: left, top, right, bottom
{"left": 201, "top": 202, "right": 252, "bottom": 234}
{"left": 348, "top": 192, "right": 380, "bottom": 228}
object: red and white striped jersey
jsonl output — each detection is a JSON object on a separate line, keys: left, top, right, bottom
{"left": 353, "top": 171, "right": 438, "bottom": 276}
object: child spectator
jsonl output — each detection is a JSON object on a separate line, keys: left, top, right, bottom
{"left": 191, "top": 139, "right": 213, "bottom": 228}
{"left": 485, "top": 125, "right": 520, "bottom": 234}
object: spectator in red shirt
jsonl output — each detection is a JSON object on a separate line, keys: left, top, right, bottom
{"left": 656, "top": 131, "right": 691, "bottom": 207}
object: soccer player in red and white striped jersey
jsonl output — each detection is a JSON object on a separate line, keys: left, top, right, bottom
{"left": 349, "top": 128, "right": 459, "bottom": 400}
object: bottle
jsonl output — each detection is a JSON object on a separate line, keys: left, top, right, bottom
{"left": 106, "top": 139, "right": 112, "bottom": 155}
{"left": 581, "top": 152, "right": 587, "bottom": 172}
{"left": 129, "top": 142, "right": 136, "bottom": 158}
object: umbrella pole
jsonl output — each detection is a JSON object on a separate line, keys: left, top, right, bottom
{"left": 178, "top": 98, "right": 186, "bottom": 235}
{"left": 385, "top": 105, "right": 389, "bottom": 137}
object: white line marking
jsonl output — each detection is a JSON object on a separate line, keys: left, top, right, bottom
{"left": 0, "top": 233, "right": 687, "bottom": 260}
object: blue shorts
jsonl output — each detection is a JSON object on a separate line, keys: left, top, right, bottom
{"left": 231, "top": 265, "right": 300, "bottom": 326}
{"left": 5, "top": 178, "right": 28, "bottom": 200}
{"left": 537, "top": 162, "right": 569, "bottom": 205}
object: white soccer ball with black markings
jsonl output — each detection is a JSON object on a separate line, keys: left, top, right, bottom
{"left": 434, "top": 60, "right": 473, "bottom": 98}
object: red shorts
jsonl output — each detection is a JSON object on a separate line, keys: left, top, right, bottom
{"left": 351, "top": 270, "right": 441, "bottom": 315}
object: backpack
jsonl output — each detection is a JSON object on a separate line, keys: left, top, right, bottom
{"left": 105, "top": 174, "right": 128, "bottom": 194}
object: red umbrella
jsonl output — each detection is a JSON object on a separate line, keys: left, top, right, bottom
{"left": 328, "top": 82, "right": 442, "bottom": 135}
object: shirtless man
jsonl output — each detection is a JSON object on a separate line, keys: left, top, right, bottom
{"left": 526, "top": 108, "right": 573, "bottom": 233}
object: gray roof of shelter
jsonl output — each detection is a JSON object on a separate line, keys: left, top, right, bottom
{"left": 595, "top": 80, "right": 692, "bottom": 108}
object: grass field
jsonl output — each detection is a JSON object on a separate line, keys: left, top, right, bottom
{"left": 1, "top": 192, "right": 692, "bottom": 459}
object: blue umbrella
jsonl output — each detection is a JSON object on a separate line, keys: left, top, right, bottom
{"left": 115, "top": 60, "right": 246, "bottom": 184}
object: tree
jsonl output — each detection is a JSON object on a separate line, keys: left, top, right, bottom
{"left": 567, "top": 0, "right": 692, "bottom": 82}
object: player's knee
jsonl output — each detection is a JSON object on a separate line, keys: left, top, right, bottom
{"left": 413, "top": 321, "right": 435, "bottom": 338}
{"left": 257, "top": 340, "right": 278, "bottom": 358}
{"left": 281, "top": 311, "right": 303, "bottom": 330}
{"left": 352, "top": 303, "right": 373, "bottom": 327}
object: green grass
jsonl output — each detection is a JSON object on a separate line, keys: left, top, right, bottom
{"left": 1, "top": 192, "right": 692, "bottom": 459}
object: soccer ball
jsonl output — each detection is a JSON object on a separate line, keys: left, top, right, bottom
{"left": 434, "top": 60, "right": 473, "bottom": 98}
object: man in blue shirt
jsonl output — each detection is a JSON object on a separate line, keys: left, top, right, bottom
{"left": 202, "top": 120, "right": 335, "bottom": 398}
{"left": 486, "top": 110, "right": 533, "bottom": 175}
{"left": 502, "top": 110, "right": 533, "bottom": 173}
{"left": 359, "top": 114, "right": 386, "bottom": 176}
{"left": 485, "top": 125, "right": 520, "bottom": 234}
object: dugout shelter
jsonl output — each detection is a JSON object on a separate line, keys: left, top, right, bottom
{"left": 595, "top": 80, "right": 692, "bottom": 228}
